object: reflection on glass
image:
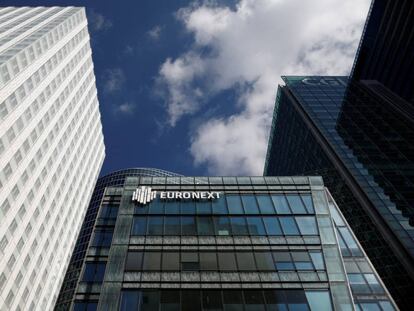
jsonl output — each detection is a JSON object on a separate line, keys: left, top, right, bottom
{"left": 296, "top": 217, "right": 318, "bottom": 235}
{"left": 263, "top": 217, "right": 282, "bottom": 235}
{"left": 271, "top": 195, "right": 291, "bottom": 214}
{"left": 227, "top": 195, "right": 244, "bottom": 214}
{"left": 214, "top": 216, "right": 231, "bottom": 235}
{"left": 286, "top": 195, "right": 307, "bottom": 214}
{"left": 246, "top": 217, "right": 266, "bottom": 235}
{"left": 279, "top": 217, "right": 299, "bottom": 235}
{"left": 256, "top": 195, "right": 275, "bottom": 214}
{"left": 230, "top": 217, "right": 249, "bottom": 235}
{"left": 241, "top": 195, "right": 260, "bottom": 214}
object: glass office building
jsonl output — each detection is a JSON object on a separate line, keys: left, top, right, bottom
{"left": 0, "top": 7, "right": 105, "bottom": 310}
{"left": 264, "top": 76, "right": 414, "bottom": 308}
{"left": 70, "top": 175, "right": 396, "bottom": 310}
{"left": 55, "top": 168, "right": 181, "bottom": 310}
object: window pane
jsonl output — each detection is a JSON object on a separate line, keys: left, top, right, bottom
{"left": 246, "top": 217, "right": 266, "bottom": 235}
{"left": 165, "top": 201, "right": 180, "bottom": 215}
{"left": 164, "top": 217, "right": 181, "bottom": 235}
{"left": 197, "top": 217, "right": 214, "bottom": 235}
{"left": 309, "top": 252, "right": 325, "bottom": 270}
{"left": 142, "top": 290, "right": 160, "bottom": 311}
{"left": 305, "top": 290, "right": 332, "bottom": 311}
{"left": 263, "top": 290, "right": 287, "bottom": 310}
{"left": 292, "top": 252, "right": 313, "bottom": 270}
{"left": 82, "top": 262, "right": 106, "bottom": 283}
{"left": 147, "top": 217, "right": 164, "bottom": 235}
{"left": 149, "top": 199, "right": 164, "bottom": 214}
{"left": 202, "top": 290, "right": 223, "bottom": 310}
{"left": 236, "top": 252, "right": 256, "bottom": 271}
{"left": 125, "top": 252, "right": 143, "bottom": 271}
{"left": 182, "top": 290, "right": 201, "bottom": 311}
{"left": 285, "top": 290, "right": 309, "bottom": 311}
{"left": 132, "top": 217, "right": 147, "bottom": 235}
{"left": 364, "top": 274, "right": 384, "bottom": 294}
{"left": 263, "top": 217, "right": 282, "bottom": 235}
{"left": 196, "top": 200, "right": 212, "bottom": 214}
{"left": 271, "top": 195, "right": 290, "bottom": 214}
{"left": 100, "top": 205, "right": 118, "bottom": 219}
{"left": 286, "top": 195, "right": 307, "bottom": 214}
{"left": 348, "top": 273, "right": 371, "bottom": 294}
{"left": 256, "top": 195, "right": 275, "bottom": 214}
{"left": 91, "top": 229, "right": 113, "bottom": 247}
{"left": 241, "top": 195, "right": 259, "bottom": 214}
{"left": 200, "top": 252, "right": 218, "bottom": 270}
{"left": 244, "top": 290, "right": 265, "bottom": 311}
{"left": 301, "top": 195, "right": 314, "bottom": 213}
{"left": 160, "top": 290, "right": 180, "bottom": 311}
{"left": 223, "top": 290, "right": 243, "bottom": 311}
{"left": 273, "top": 252, "right": 294, "bottom": 270}
{"left": 181, "top": 200, "right": 196, "bottom": 214}
{"left": 296, "top": 217, "right": 318, "bottom": 235}
{"left": 120, "top": 291, "right": 141, "bottom": 311}
{"left": 338, "top": 227, "right": 362, "bottom": 256}
{"left": 218, "top": 253, "right": 237, "bottom": 271}
{"left": 230, "top": 217, "right": 248, "bottom": 235}
{"left": 255, "top": 252, "right": 274, "bottom": 271}
{"left": 212, "top": 196, "right": 228, "bottom": 214}
{"left": 143, "top": 252, "right": 161, "bottom": 271}
{"left": 227, "top": 195, "right": 244, "bottom": 214}
{"left": 214, "top": 216, "right": 231, "bottom": 235}
{"left": 181, "top": 216, "right": 196, "bottom": 235}
{"left": 279, "top": 217, "right": 299, "bottom": 235}
{"left": 162, "top": 252, "right": 179, "bottom": 271}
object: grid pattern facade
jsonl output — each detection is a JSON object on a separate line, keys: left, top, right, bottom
{"left": 351, "top": 0, "right": 414, "bottom": 105}
{"left": 55, "top": 169, "right": 181, "bottom": 310}
{"left": 0, "top": 7, "right": 105, "bottom": 310}
{"left": 263, "top": 76, "right": 413, "bottom": 308}
{"left": 71, "top": 176, "right": 396, "bottom": 310}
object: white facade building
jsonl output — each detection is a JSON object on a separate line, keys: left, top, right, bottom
{"left": 0, "top": 7, "right": 105, "bottom": 310}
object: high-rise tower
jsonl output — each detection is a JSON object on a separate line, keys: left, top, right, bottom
{"left": 0, "top": 7, "right": 105, "bottom": 310}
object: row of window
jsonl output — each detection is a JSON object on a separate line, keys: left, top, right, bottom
{"left": 131, "top": 216, "right": 318, "bottom": 236}
{"left": 124, "top": 250, "right": 325, "bottom": 272}
{"left": 131, "top": 194, "right": 315, "bottom": 216}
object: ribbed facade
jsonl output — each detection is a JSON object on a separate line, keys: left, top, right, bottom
{"left": 0, "top": 7, "right": 105, "bottom": 310}
{"left": 55, "top": 168, "right": 180, "bottom": 310}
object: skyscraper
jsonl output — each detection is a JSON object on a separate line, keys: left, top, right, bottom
{"left": 0, "top": 7, "right": 105, "bottom": 310}
{"left": 69, "top": 175, "right": 396, "bottom": 310}
{"left": 55, "top": 168, "right": 181, "bottom": 310}
{"left": 263, "top": 75, "right": 414, "bottom": 308}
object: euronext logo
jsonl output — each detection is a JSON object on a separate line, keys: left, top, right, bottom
{"left": 132, "top": 186, "right": 220, "bottom": 205}
{"left": 132, "top": 186, "right": 157, "bottom": 204}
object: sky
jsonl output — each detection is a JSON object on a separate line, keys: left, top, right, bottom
{"left": 3, "top": 0, "right": 371, "bottom": 176}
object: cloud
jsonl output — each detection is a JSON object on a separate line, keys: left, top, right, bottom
{"left": 88, "top": 9, "right": 113, "bottom": 32}
{"left": 115, "top": 102, "right": 135, "bottom": 115}
{"left": 156, "top": 0, "right": 370, "bottom": 175}
{"left": 148, "top": 25, "right": 162, "bottom": 40}
{"left": 103, "top": 68, "right": 125, "bottom": 93}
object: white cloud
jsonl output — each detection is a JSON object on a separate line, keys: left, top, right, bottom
{"left": 88, "top": 9, "right": 113, "bottom": 32}
{"left": 148, "top": 25, "right": 163, "bottom": 40}
{"left": 157, "top": 0, "right": 371, "bottom": 175}
{"left": 103, "top": 68, "right": 125, "bottom": 93}
{"left": 115, "top": 102, "right": 135, "bottom": 115}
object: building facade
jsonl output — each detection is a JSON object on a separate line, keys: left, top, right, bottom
{"left": 0, "top": 7, "right": 105, "bottom": 310}
{"left": 264, "top": 76, "right": 414, "bottom": 308}
{"left": 71, "top": 175, "right": 396, "bottom": 310}
{"left": 55, "top": 168, "right": 182, "bottom": 310}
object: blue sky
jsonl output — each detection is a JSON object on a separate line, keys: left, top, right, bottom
{"left": 3, "top": 0, "right": 370, "bottom": 176}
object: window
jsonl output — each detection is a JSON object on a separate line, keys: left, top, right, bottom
{"left": 348, "top": 273, "right": 371, "bottom": 294}
{"left": 181, "top": 252, "right": 199, "bottom": 271}
{"left": 230, "top": 217, "right": 248, "bottom": 235}
{"left": 227, "top": 195, "right": 244, "bottom": 214}
{"left": 162, "top": 252, "right": 179, "bottom": 271}
{"left": 223, "top": 290, "right": 243, "bottom": 311}
{"left": 301, "top": 195, "right": 314, "bottom": 213}
{"left": 196, "top": 200, "right": 211, "bottom": 214}
{"left": 212, "top": 196, "right": 227, "bottom": 214}
{"left": 119, "top": 291, "right": 141, "bottom": 311}
{"left": 142, "top": 290, "right": 160, "bottom": 311}
{"left": 296, "top": 217, "right": 318, "bottom": 235}
{"left": 309, "top": 252, "right": 325, "bottom": 270}
{"left": 181, "top": 216, "right": 196, "bottom": 235}
{"left": 279, "top": 217, "right": 299, "bottom": 235}
{"left": 73, "top": 301, "right": 98, "bottom": 311}
{"left": 305, "top": 291, "right": 332, "bottom": 311}
{"left": 244, "top": 290, "right": 265, "bottom": 311}
{"left": 200, "top": 252, "right": 218, "bottom": 270}
{"left": 147, "top": 216, "right": 163, "bottom": 235}
{"left": 149, "top": 199, "right": 164, "bottom": 214}
{"left": 182, "top": 291, "right": 201, "bottom": 311}
{"left": 202, "top": 291, "right": 223, "bottom": 311}
{"left": 82, "top": 262, "right": 106, "bottom": 283}
{"left": 125, "top": 252, "right": 143, "bottom": 271}
{"left": 197, "top": 217, "right": 214, "bottom": 235}
{"left": 143, "top": 252, "right": 161, "bottom": 271}
{"left": 255, "top": 252, "right": 274, "bottom": 271}
{"left": 273, "top": 252, "right": 294, "bottom": 270}
{"left": 256, "top": 195, "right": 275, "bottom": 214}
{"left": 218, "top": 253, "right": 237, "bottom": 271}
{"left": 160, "top": 290, "right": 180, "bottom": 311}
{"left": 286, "top": 195, "right": 307, "bottom": 214}
{"left": 271, "top": 195, "right": 291, "bottom": 214}
{"left": 292, "top": 252, "right": 313, "bottom": 270}
{"left": 91, "top": 229, "right": 113, "bottom": 247}
{"left": 246, "top": 217, "right": 266, "bottom": 235}
{"left": 214, "top": 216, "right": 231, "bottom": 235}
{"left": 181, "top": 200, "right": 196, "bottom": 214}
{"left": 132, "top": 217, "right": 147, "bottom": 235}
{"left": 236, "top": 252, "right": 256, "bottom": 271}
{"left": 241, "top": 195, "right": 259, "bottom": 214}
{"left": 164, "top": 217, "right": 181, "bottom": 235}
{"left": 263, "top": 217, "right": 282, "bottom": 235}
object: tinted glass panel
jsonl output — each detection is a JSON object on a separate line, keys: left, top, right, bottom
{"left": 230, "top": 217, "right": 248, "bottom": 235}
{"left": 165, "top": 201, "right": 180, "bottom": 215}
{"left": 181, "top": 200, "right": 196, "bottom": 214}
{"left": 305, "top": 291, "right": 332, "bottom": 311}
{"left": 162, "top": 252, "right": 179, "bottom": 271}
{"left": 82, "top": 262, "right": 106, "bottom": 283}
{"left": 160, "top": 290, "right": 180, "bottom": 311}
{"left": 255, "top": 252, "right": 274, "bottom": 271}
{"left": 181, "top": 216, "right": 196, "bottom": 235}
{"left": 125, "top": 252, "right": 143, "bottom": 271}
{"left": 286, "top": 195, "right": 307, "bottom": 214}
{"left": 296, "top": 217, "right": 318, "bottom": 235}
{"left": 91, "top": 229, "right": 113, "bottom": 247}
{"left": 271, "top": 195, "right": 290, "bottom": 214}
{"left": 142, "top": 290, "right": 160, "bottom": 311}
{"left": 241, "top": 195, "right": 259, "bottom": 214}
{"left": 263, "top": 217, "right": 282, "bottom": 235}
{"left": 149, "top": 199, "right": 164, "bottom": 214}
{"left": 246, "top": 217, "right": 266, "bottom": 235}
{"left": 132, "top": 217, "right": 147, "bottom": 235}
{"left": 120, "top": 291, "right": 141, "bottom": 311}
{"left": 212, "top": 196, "right": 228, "bottom": 214}
{"left": 301, "top": 195, "right": 314, "bottom": 213}
{"left": 147, "top": 217, "right": 163, "bottom": 235}
{"left": 227, "top": 195, "right": 244, "bottom": 214}
{"left": 236, "top": 252, "right": 256, "bottom": 271}
{"left": 143, "top": 252, "right": 161, "bottom": 271}
{"left": 100, "top": 205, "right": 118, "bottom": 219}
{"left": 214, "top": 217, "right": 231, "bottom": 235}
{"left": 279, "top": 217, "right": 299, "bottom": 235}
{"left": 182, "top": 291, "right": 201, "bottom": 311}
{"left": 197, "top": 200, "right": 212, "bottom": 214}
{"left": 256, "top": 195, "right": 275, "bottom": 214}
{"left": 244, "top": 290, "right": 265, "bottom": 311}
{"left": 309, "top": 252, "right": 325, "bottom": 270}
{"left": 202, "top": 290, "right": 223, "bottom": 310}
{"left": 223, "top": 290, "right": 243, "bottom": 311}
{"left": 218, "top": 253, "right": 237, "bottom": 271}
{"left": 200, "top": 252, "right": 218, "bottom": 270}
{"left": 164, "top": 217, "right": 181, "bottom": 235}
{"left": 198, "top": 216, "right": 214, "bottom": 235}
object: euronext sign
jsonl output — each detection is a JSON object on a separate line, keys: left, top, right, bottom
{"left": 132, "top": 186, "right": 220, "bottom": 205}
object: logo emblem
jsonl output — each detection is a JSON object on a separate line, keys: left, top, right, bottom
{"left": 132, "top": 186, "right": 157, "bottom": 205}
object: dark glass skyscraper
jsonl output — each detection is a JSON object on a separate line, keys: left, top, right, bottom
{"left": 264, "top": 76, "right": 414, "bottom": 308}
{"left": 55, "top": 168, "right": 180, "bottom": 310}
{"left": 68, "top": 175, "right": 396, "bottom": 310}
